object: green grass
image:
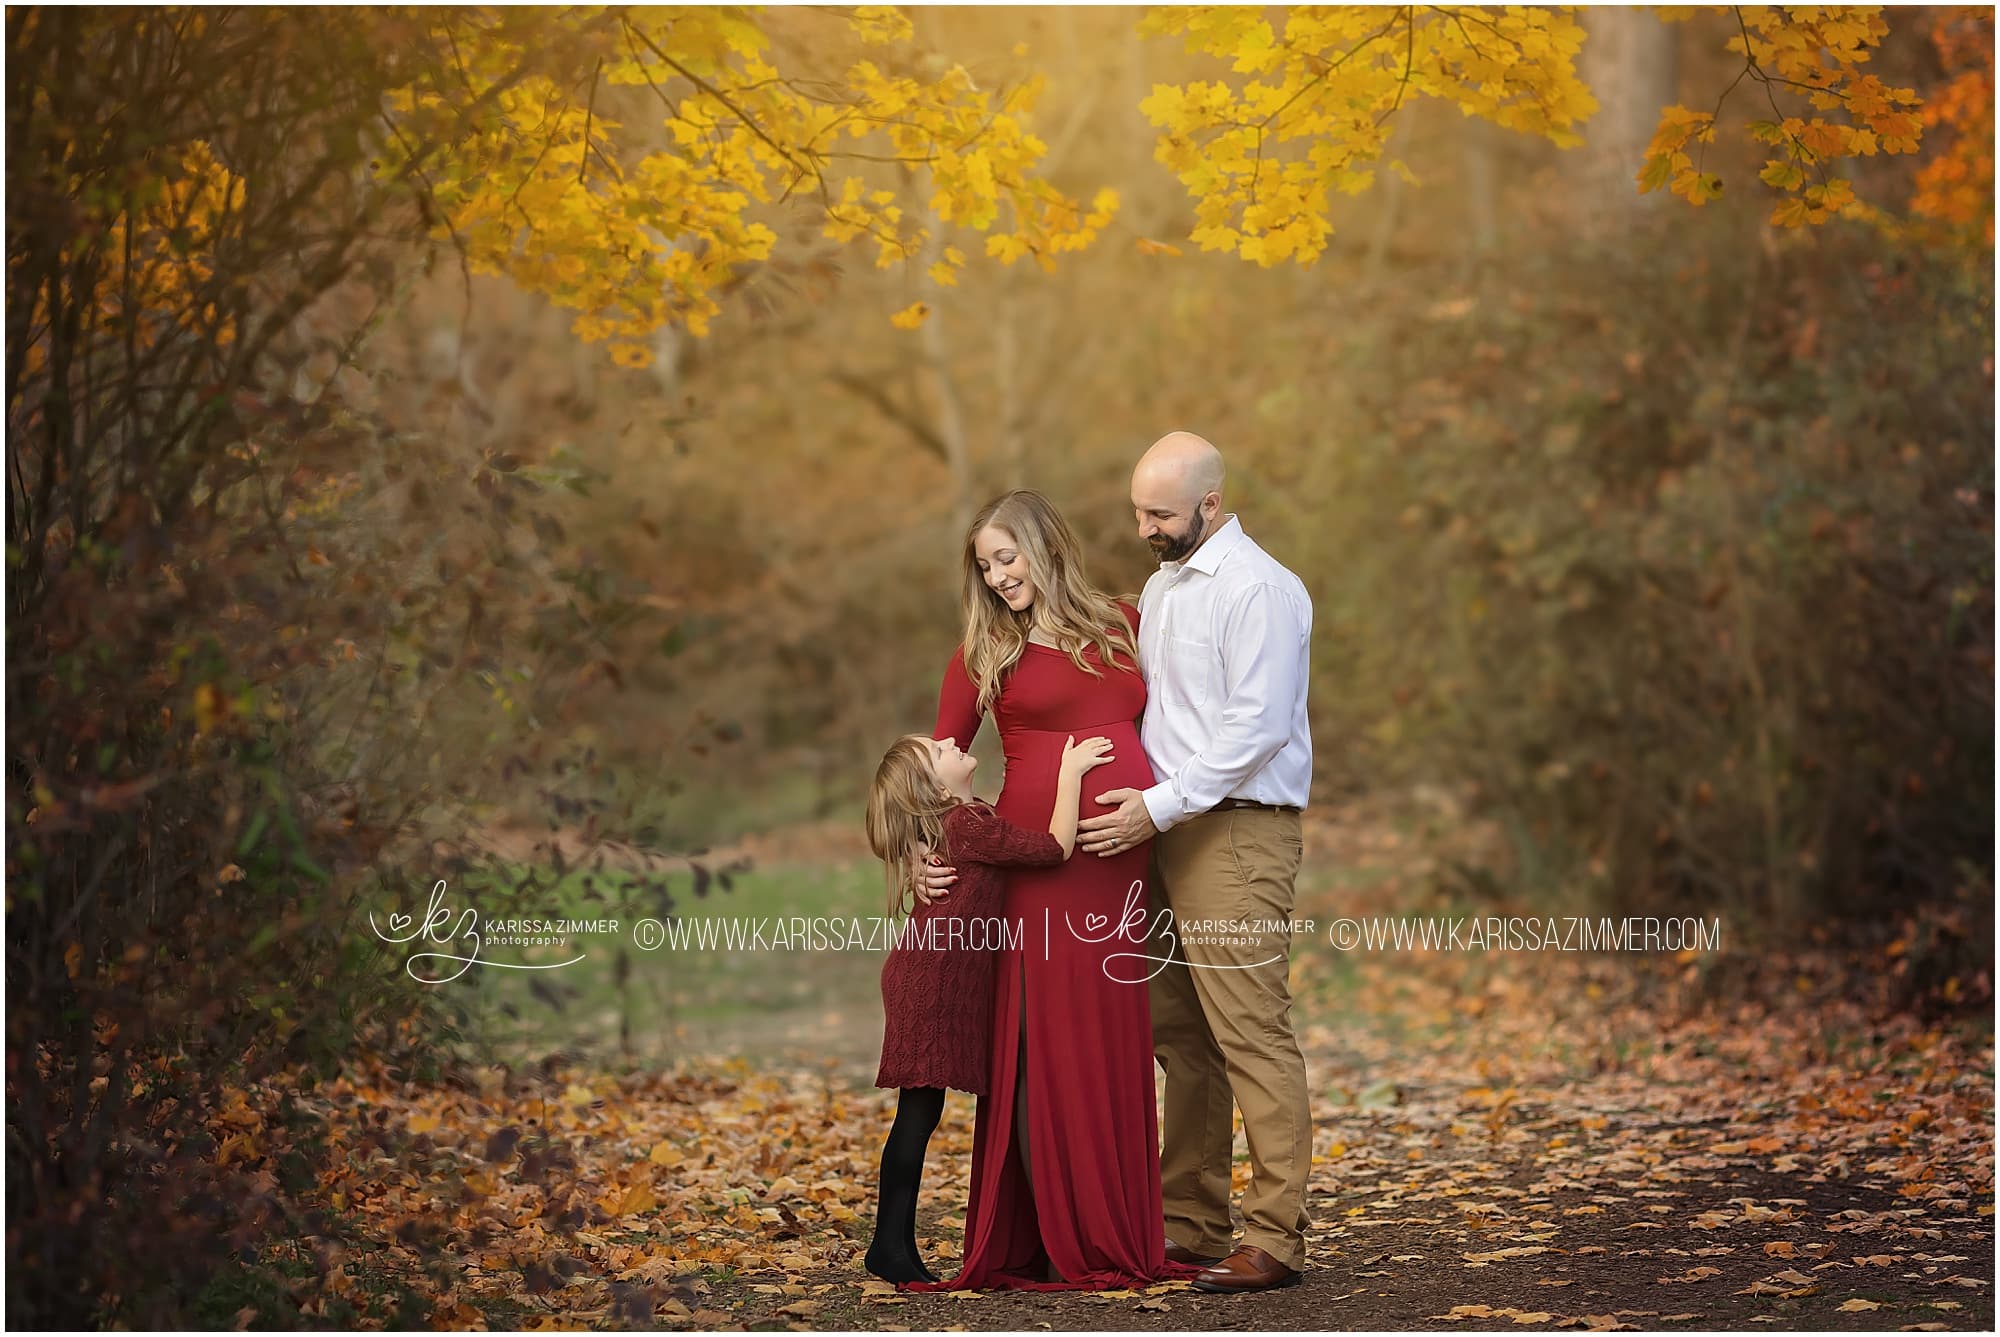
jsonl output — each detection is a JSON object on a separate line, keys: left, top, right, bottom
{"left": 186, "top": 1256, "right": 317, "bottom": 1330}
{"left": 186, "top": 1238, "right": 437, "bottom": 1331}
{"left": 657, "top": 766, "right": 859, "bottom": 850}
{"left": 434, "top": 859, "right": 891, "bottom": 1067}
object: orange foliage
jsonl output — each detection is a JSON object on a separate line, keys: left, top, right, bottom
{"left": 1911, "top": 6, "right": 1995, "bottom": 244}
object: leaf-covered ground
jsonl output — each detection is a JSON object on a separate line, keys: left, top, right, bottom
{"left": 203, "top": 804, "right": 1993, "bottom": 1330}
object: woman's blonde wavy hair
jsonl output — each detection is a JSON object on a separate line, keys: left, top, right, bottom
{"left": 865, "top": 733, "right": 960, "bottom": 919}
{"left": 961, "top": 489, "right": 1139, "bottom": 714}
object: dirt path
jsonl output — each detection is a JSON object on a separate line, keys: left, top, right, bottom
{"left": 690, "top": 999, "right": 1992, "bottom": 1334}
{"left": 691, "top": 806, "right": 1993, "bottom": 1331}
{"left": 259, "top": 802, "right": 1992, "bottom": 1331}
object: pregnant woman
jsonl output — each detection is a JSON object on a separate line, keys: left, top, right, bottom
{"left": 908, "top": 489, "right": 1202, "bottom": 1292}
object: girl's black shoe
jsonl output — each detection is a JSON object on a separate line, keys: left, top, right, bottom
{"left": 864, "top": 1236, "right": 934, "bottom": 1286}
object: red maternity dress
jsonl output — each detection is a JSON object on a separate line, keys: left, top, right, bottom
{"left": 910, "top": 605, "right": 1205, "bottom": 1291}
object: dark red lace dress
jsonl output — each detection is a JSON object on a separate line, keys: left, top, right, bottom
{"left": 875, "top": 800, "right": 1063, "bottom": 1095}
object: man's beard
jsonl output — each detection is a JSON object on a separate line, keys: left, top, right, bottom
{"left": 1149, "top": 508, "right": 1207, "bottom": 563}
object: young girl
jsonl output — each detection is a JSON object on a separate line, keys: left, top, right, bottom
{"left": 861, "top": 729, "right": 1113, "bottom": 1284}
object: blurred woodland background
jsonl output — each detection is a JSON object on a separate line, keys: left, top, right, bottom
{"left": 6, "top": 5, "right": 1993, "bottom": 1326}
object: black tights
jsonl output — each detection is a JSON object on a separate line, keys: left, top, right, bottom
{"left": 868, "top": 982, "right": 1054, "bottom": 1285}
{"left": 866, "top": 1086, "right": 946, "bottom": 1284}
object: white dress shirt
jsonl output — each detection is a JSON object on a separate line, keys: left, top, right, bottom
{"left": 1137, "top": 513, "right": 1313, "bottom": 833}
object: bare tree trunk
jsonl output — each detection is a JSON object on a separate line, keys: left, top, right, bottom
{"left": 559, "top": 300, "right": 599, "bottom": 422}
{"left": 1571, "top": 7, "right": 1679, "bottom": 235}
{"left": 1126, "top": 16, "right": 1159, "bottom": 233}
{"left": 1363, "top": 99, "right": 1423, "bottom": 288}
{"left": 917, "top": 208, "right": 974, "bottom": 535}
{"left": 977, "top": 7, "right": 1103, "bottom": 486}
{"left": 641, "top": 227, "right": 692, "bottom": 403}
{"left": 650, "top": 320, "right": 684, "bottom": 401}
{"left": 994, "top": 284, "right": 1023, "bottom": 487}
{"left": 1044, "top": 8, "right": 1101, "bottom": 169}
{"left": 1458, "top": 117, "right": 1500, "bottom": 285}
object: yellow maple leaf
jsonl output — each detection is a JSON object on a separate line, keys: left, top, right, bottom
{"left": 850, "top": 6, "right": 912, "bottom": 45}
{"left": 889, "top": 301, "right": 930, "bottom": 329}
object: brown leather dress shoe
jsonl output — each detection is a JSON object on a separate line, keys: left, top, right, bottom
{"left": 1165, "top": 1238, "right": 1227, "bottom": 1267}
{"left": 1191, "top": 1244, "right": 1302, "bottom": 1293}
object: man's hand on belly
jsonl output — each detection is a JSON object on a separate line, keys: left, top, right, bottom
{"left": 1077, "top": 789, "right": 1159, "bottom": 857}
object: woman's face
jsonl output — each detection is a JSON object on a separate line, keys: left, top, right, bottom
{"left": 974, "top": 525, "right": 1035, "bottom": 614}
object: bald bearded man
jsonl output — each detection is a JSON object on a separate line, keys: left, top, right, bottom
{"left": 1077, "top": 431, "right": 1315, "bottom": 1294}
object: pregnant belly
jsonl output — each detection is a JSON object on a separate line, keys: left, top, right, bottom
{"left": 995, "top": 721, "right": 1153, "bottom": 823}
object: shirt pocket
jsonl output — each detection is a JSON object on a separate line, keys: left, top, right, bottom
{"left": 1164, "top": 634, "right": 1215, "bottom": 707}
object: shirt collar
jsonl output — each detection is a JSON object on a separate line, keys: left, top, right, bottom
{"left": 1169, "top": 513, "right": 1243, "bottom": 577}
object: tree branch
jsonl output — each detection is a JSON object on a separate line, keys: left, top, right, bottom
{"left": 826, "top": 369, "right": 948, "bottom": 462}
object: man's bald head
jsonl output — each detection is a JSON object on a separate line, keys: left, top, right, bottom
{"left": 1132, "top": 431, "right": 1226, "bottom": 563}
{"left": 1133, "top": 431, "right": 1225, "bottom": 512}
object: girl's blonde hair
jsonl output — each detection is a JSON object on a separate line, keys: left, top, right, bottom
{"left": 961, "top": 489, "right": 1139, "bottom": 714}
{"left": 865, "top": 733, "right": 960, "bottom": 918}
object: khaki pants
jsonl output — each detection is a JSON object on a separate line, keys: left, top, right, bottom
{"left": 1149, "top": 807, "right": 1311, "bottom": 1271}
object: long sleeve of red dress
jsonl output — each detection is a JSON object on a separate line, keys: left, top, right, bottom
{"left": 933, "top": 644, "right": 982, "bottom": 749}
